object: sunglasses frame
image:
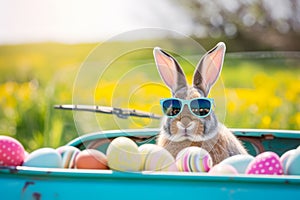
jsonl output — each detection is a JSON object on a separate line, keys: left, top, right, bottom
{"left": 160, "top": 97, "right": 214, "bottom": 118}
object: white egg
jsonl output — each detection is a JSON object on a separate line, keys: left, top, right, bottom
{"left": 209, "top": 164, "right": 238, "bottom": 175}
{"left": 280, "top": 149, "right": 296, "bottom": 174}
{"left": 286, "top": 149, "right": 300, "bottom": 175}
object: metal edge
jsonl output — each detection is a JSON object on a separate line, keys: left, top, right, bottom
{"left": 67, "top": 128, "right": 300, "bottom": 147}
{"left": 0, "top": 166, "right": 300, "bottom": 185}
{"left": 232, "top": 128, "right": 300, "bottom": 138}
{"left": 66, "top": 128, "right": 159, "bottom": 147}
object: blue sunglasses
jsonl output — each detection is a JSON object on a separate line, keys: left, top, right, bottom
{"left": 160, "top": 98, "right": 214, "bottom": 118}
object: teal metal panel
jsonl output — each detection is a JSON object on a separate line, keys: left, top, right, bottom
{"left": 0, "top": 166, "right": 300, "bottom": 200}
{"left": 67, "top": 128, "right": 300, "bottom": 156}
{"left": 1, "top": 129, "right": 300, "bottom": 200}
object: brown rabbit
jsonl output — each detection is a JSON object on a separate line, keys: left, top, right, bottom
{"left": 153, "top": 42, "right": 248, "bottom": 165}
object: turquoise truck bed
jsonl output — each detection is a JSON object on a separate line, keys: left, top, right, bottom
{"left": 1, "top": 129, "right": 300, "bottom": 200}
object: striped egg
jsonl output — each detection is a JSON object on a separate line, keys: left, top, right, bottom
{"left": 176, "top": 147, "right": 212, "bottom": 172}
{"left": 56, "top": 146, "right": 81, "bottom": 168}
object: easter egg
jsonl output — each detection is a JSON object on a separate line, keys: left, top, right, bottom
{"left": 0, "top": 136, "right": 25, "bottom": 166}
{"left": 23, "top": 148, "right": 63, "bottom": 168}
{"left": 219, "top": 154, "right": 254, "bottom": 174}
{"left": 246, "top": 151, "right": 283, "bottom": 175}
{"left": 106, "top": 137, "right": 142, "bottom": 172}
{"left": 56, "top": 146, "right": 81, "bottom": 168}
{"left": 24, "top": 151, "right": 29, "bottom": 158}
{"left": 75, "top": 149, "right": 108, "bottom": 170}
{"left": 209, "top": 164, "right": 238, "bottom": 175}
{"left": 176, "top": 147, "right": 212, "bottom": 172}
{"left": 280, "top": 149, "right": 296, "bottom": 174}
{"left": 139, "top": 144, "right": 177, "bottom": 171}
{"left": 138, "top": 144, "right": 155, "bottom": 166}
{"left": 286, "top": 149, "right": 300, "bottom": 175}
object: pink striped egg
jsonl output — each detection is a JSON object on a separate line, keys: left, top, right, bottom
{"left": 176, "top": 147, "right": 212, "bottom": 172}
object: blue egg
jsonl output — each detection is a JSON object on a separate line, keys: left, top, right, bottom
{"left": 286, "top": 149, "right": 300, "bottom": 175}
{"left": 219, "top": 154, "right": 254, "bottom": 174}
{"left": 23, "top": 148, "right": 63, "bottom": 168}
{"left": 280, "top": 149, "right": 296, "bottom": 174}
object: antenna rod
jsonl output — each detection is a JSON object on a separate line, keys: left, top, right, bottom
{"left": 54, "top": 104, "right": 161, "bottom": 120}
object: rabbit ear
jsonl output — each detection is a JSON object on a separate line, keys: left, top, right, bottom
{"left": 153, "top": 47, "right": 187, "bottom": 94}
{"left": 193, "top": 42, "right": 226, "bottom": 96}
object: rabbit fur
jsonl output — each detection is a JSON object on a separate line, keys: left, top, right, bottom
{"left": 153, "top": 42, "right": 248, "bottom": 165}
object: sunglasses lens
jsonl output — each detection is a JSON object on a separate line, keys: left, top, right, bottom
{"left": 190, "top": 99, "right": 211, "bottom": 117}
{"left": 162, "top": 99, "right": 182, "bottom": 117}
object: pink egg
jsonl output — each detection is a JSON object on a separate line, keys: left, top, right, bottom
{"left": 246, "top": 151, "right": 283, "bottom": 175}
{"left": 0, "top": 136, "right": 25, "bottom": 166}
{"left": 209, "top": 164, "right": 238, "bottom": 175}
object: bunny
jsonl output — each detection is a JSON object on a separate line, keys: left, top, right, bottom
{"left": 153, "top": 42, "right": 248, "bottom": 165}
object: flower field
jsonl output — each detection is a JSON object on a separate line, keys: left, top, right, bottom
{"left": 0, "top": 43, "right": 299, "bottom": 151}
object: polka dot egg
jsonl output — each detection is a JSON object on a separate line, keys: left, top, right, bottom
{"left": 246, "top": 151, "right": 283, "bottom": 175}
{"left": 0, "top": 136, "right": 25, "bottom": 166}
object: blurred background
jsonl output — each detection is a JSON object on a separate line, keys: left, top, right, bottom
{"left": 0, "top": 0, "right": 299, "bottom": 151}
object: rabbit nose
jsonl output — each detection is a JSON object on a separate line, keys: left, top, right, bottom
{"left": 181, "top": 104, "right": 190, "bottom": 115}
{"left": 179, "top": 105, "right": 192, "bottom": 123}
{"left": 180, "top": 117, "right": 193, "bottom": 128}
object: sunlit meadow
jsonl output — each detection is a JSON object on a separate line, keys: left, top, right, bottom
{"left": 0, "top": 43, "right": 299, "bottom": 151}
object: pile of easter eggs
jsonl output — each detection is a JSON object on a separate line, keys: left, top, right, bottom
{"left": 209, "top": 147, "right": 300, "bottom": 176}
{"left": 0, "top": 135, "right": 108, "bottom": 170}
{"left": 1, "top": 135, "right": 300, "bottom": 176}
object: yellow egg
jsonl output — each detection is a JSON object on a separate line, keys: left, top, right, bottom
{"left": 138, "top": 144, "right": 155, "bottom": 167}
{"left": 139, "top": 144, "right": 177, "bottom": 172}
{"left": 106, "top": 137, "right": 142, "bottom": 172}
